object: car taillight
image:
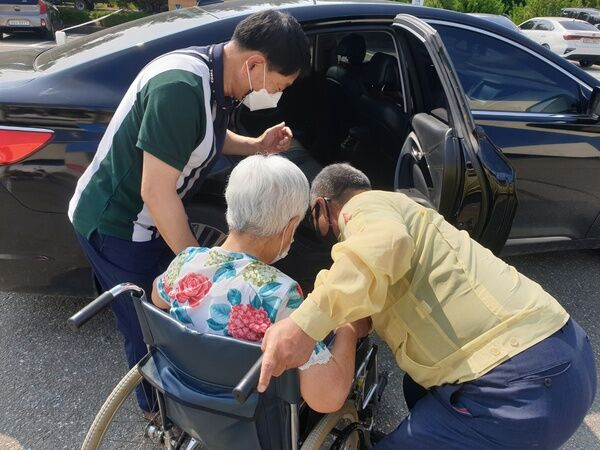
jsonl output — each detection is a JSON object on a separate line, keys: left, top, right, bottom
{"left": 39, "top": 0, "right": 47, "bottom": 14}
{"left": 0, "top": 128, "right": 54, "bottom": 165}
{"left": 563, "top": 35, "right": 584, "bottom": 40}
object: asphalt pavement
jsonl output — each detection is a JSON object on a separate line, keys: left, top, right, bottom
{"left": 0, "top": 249, "right": 599, "bottom": 449}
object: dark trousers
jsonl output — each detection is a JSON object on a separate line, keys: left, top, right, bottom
{"left": 76, "top": 230, "right": 174, "bottom": 411}
{"left": 376, "top": 318, "right": 597, "bottom": 449}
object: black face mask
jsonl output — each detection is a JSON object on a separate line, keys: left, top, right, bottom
{"left": 311, "top": 198, "right": 339, "bottom": 248}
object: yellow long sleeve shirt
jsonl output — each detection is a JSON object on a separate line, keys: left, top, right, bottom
{"left": 291, "top": 190, "right": 569, "bottom": 388}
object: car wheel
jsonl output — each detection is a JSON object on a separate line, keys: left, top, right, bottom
{"left": 186, "top": 203, "right": 228, "bottom": 248}
{"left": 580, "top": 60, "right": 593, "bottom": 68}
{"left": 74, "top": 0, "right": 88, "bottom": 10}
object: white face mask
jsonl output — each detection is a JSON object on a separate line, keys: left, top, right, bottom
{"left": 242, "top": 61, "right": 283, "bottom": 111}
{"left": 271, "top": 226, "right": 294, "bottom": 264}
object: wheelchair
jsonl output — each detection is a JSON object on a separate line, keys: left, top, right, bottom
{"left": 69, "top": 283, "right": 388, "bottom": 450}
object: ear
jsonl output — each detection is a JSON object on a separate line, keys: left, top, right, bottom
{"left": 245, "top": 53, "right": 266, "bottom": 71}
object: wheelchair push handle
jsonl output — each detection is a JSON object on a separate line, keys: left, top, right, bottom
{"left": 233, "top": 355, "right": 263, "bottom": 404}
{"left": 68, "top": 283, "right": 145, "bottom": 331}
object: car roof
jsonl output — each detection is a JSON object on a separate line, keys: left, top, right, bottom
{"left": 14, "top": 0, "right": 596, "bottom": 102}
{"left": 529, "top": 17, "right": 591, "bottom": 23}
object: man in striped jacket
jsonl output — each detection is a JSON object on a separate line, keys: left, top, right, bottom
{"left": 68, "top": 10, "right": 310, "bottom": 412}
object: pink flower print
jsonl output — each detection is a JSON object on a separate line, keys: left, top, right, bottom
{"left": 228, "top": 304, "right": 271, "bottom": 342}
{"left": 172, "top": 273, "right": 212, "bottom": 308}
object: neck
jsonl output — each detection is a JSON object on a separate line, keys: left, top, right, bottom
{"left": 336, "top": 189, "right": 369, "bottom": 208}
{"left": 220, "top": 232, "right": 275, "bottom": 264}
{"left": 222, "top": 41, "right": 245, "bottom": 99}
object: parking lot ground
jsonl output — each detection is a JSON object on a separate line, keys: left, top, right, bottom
{"left": 0, "top": 32, "right": 87, "bottom": 52}
{"left": 0, "top": 250, "right": 599, "bottom": 449}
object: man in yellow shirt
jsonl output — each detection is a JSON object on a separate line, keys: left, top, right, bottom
{"left": 259, "top": 163, "right": 596, "bottom": 449}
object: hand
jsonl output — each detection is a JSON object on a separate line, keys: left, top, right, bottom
{"left": 256, "top": 122, "right": 292, "bottom": 154}
{"left": 258, "top": 317, "right": 315, "bottom": 393}
{"left": 348, "top": 317, "right": 372, "bottom": 339}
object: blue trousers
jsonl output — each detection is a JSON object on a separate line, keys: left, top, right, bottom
{"left": 76, "top": 230, "right": 174, "bottom": 411}
{"left": 375, "top": 318, "right": 597, "bottom": 450}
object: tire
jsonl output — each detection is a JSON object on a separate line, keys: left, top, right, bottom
{"left": 186, "top": 203, "right": 228, "bottom": 247}
{"left": 74, "top": 0, "right": 88, "bottom": 10}
{"left": 81, "top": 365, "right": 199, "bottom": 450}
{"left": 43, "top": 27, "right": 54, "bottom": 40}
{"left": 580, "top": 60, "right": 593, "bottom": 68}
{"left": 300, "top": 402, "right": 360, "bottom": 450}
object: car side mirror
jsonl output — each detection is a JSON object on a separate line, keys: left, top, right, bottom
{"left": 587, "top": 87, "right": 600, "bottom": 119}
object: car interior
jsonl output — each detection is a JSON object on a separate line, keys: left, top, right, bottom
{"left": 227, "top": 26, "right": 451, "bottom": 191}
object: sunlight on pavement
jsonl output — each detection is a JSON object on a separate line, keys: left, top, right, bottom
{"left": 584, "top": 412, "right": 600, "bottom": 439}
{"left": 0, "top": 434, "right": 24, "bottom": 450}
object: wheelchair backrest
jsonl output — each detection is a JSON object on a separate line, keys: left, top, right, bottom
{"left": 133, "top": 294, "right": 301, "bottom": 450}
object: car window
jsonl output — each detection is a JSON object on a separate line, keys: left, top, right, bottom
{"left": 519, "top": 20, "right": 536, "bottom": 30}
{"left": 435, "top": 24, "right": 583, "bottom": 114}
{"left": 560, "top": 20, "right": 599, "bottom": 31}
{"left": 535, "top": 21, "right": 555, "bottom": 31}
{"left": 316, "top": 30, "right": 397, "bottom": 67}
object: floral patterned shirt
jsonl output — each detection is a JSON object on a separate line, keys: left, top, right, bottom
{"left": 157, "top": 246, "right": 331, "bottom": 369}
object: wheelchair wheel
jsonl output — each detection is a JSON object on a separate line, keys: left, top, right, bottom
{"left": 301, "top": 401, "right": 360, "bottom": 450}
{"left": 81, "top": 365, "right": 201, "bottom": 450}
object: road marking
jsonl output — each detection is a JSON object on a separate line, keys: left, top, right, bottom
{"left": 584, "top": 412, "right": 600, "bottom": 439}
{"left": 30, "top": 41, "right": 54, "bottom": 47}
{"left": 0, "top": 434, "right": 24, "bottom": 450}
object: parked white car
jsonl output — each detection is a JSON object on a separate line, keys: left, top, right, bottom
{"left": 519, "top": 17, "right": 600, "bottom": 67}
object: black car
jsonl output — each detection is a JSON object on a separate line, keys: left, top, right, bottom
{"left": 561, "top": 7, "right": 600, "bottom": 26}
{"left": 1, "top": 0, "right": 600, "bottom": 296}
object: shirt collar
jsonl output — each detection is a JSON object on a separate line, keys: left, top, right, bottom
{"left": 211, "top": 43, "right": 234, "bottom": 111}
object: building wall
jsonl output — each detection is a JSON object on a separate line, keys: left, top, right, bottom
{"left": 168, "top": 0, "right": 197, "bottom": 10}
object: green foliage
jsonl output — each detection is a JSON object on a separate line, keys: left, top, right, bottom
{"left": 57, "top": 7, "right": 89, "bottom": 26}
{"left": 510, "top": 0, "right": 583, "bottom": 24}
{"left": 423, "top": 0, "right": 599, "bottom": 29}
{"left": 58, "top": 6, "right": 149, "bottom": 27}
{"left": 425, "top": 0, "right": 505, "bottom": 13}
{"left": 129, "top": 0, "right": 167, "bottom": 13}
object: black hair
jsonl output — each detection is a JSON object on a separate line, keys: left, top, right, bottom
{"left": 232, "top": 9, "right": 311, "bottom": 77}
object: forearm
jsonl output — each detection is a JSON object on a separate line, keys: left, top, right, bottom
{"left": 222, "top": 130, "right": 258, "bottom": 156}
{"left": 299, "top": 326, "right": 357, "bottom": 413}
{"left": 143, "top": 189, "right": 198, "bottom": 254}
{"left": 151, "top": 278, "right": 170, "bottom": 310}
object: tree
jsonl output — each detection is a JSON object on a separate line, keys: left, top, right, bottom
{"left": 425, "top": 0, "right": 506, "bottom": 14}
{"left": 511, "top": 0, "right": 584, "bottom": 24}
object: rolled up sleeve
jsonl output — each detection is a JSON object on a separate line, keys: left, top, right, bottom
{"left": 291, "top": 220, "right": 414, "bottom": 341}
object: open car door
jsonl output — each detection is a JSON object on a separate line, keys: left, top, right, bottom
{"left": 392, "top": 14, "right": 517, "bottom": 254}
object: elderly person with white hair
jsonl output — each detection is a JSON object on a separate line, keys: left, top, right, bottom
{"left": 151, "top": 154, "right": 368, "bottom": 413}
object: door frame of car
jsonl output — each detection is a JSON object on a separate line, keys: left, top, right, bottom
{"left": 390, "top": 14, "right": 517, "bottom": 253}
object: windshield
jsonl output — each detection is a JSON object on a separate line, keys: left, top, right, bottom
{"left": 560, "top": 20, "right": 598, "bottom": 31}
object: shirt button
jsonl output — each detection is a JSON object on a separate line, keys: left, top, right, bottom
{"left": 491, "top": 346, "right": 500, "bottom": 356}
{"left": 510, "top": 337, "right": 519, "bottom": 347}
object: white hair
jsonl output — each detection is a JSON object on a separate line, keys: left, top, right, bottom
{"left": 225, "top": 154, "right": 309, "bottom": 237}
